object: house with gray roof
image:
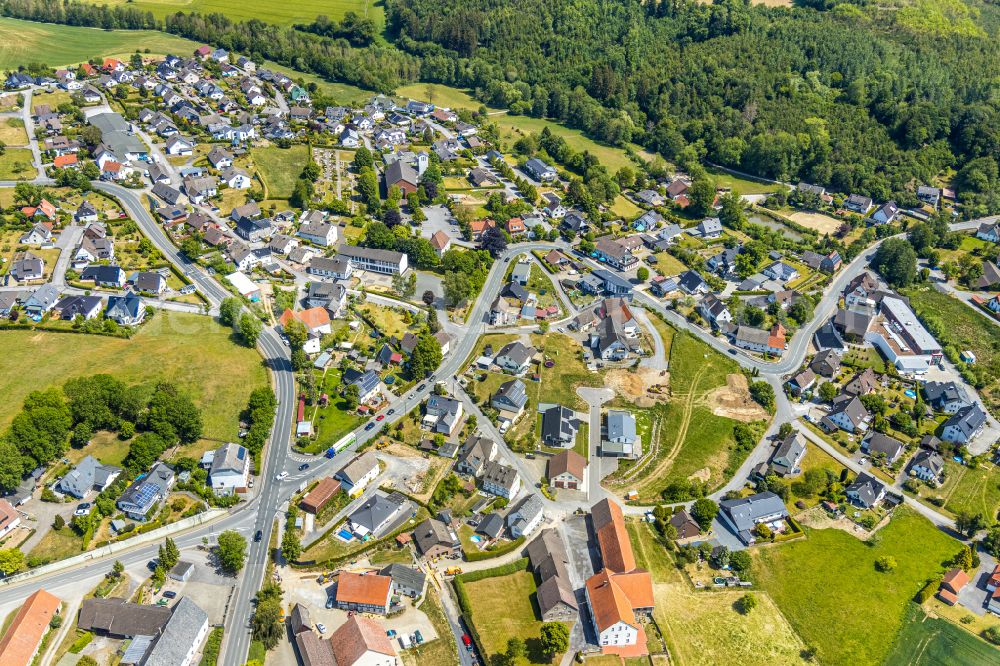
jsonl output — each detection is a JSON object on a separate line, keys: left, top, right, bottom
{"left": 492, "top": 379, "right": 528, "bottom": 418}
{"left": 142, "top": 597, "right": 209, "bottom": 666}
{"left": 58, "top": 455, "right": 121, "bottom": 498}
{"left": 591, "top": 316, "right": 630, "bottom": 361}
{"left": 495, "top": 341, "right": 536, "bottom": 374}
{"left": 909, "top": 450, "right": 945, "bottom": 483}
{"left": 379, "top": 563, "right": 425, "bottom": 598}
{"left": 413, "top": 517, "right": 460, "bottom": 559}
{"left": 476, "top": 512, "right": 505, "bottom": 539}
{"left": 923, "top": 381, "right": 971, "bottom": 414}
{"left": 770, "top": 432, "right": 805, "bottom": 477}
{"left": 208, "top": 443, "right": 249, "bottom": 495}
{"left": 507, "top": 493, "right": 544, "bottom": 538}
{"left": 718, "top": 491, "right": 789, "bottom": 545}
{"left": 424, "top": 395, "right": 464, "bottom": 435}
{"left": 117, "top": 462, "right": 174, "bottom": 520}
{"left": 603, "top": 410, "right": 637, "bottom": 457}
{"left": 861, "top": 432, "right": 905, "bottom": 465}
{"left": 347, "top": 493, "right": 403, "bottom": 537}
{"left": 942, "top": 404, "right": 987, "bottom": 444}
{"left": 822, "top": 395, "right": 871, "bottom": 434}
{"left": 524, "top": 529, "right": 577, "bottom": 621}
{"left": 23, "top": 284, "right": 60, "bottom": 316}
{"left": 846, "top": 472, "right": 886, "bottom": 508}
{"left": 541, "top": 405, "right": 579, "bottom": 448}
{"left": 455, "top": 435, "right": 497, "bottom": 477}
{"left": 480, "top": 460, "right": 521, "bottom": 499}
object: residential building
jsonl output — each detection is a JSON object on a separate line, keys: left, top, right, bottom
{"left": 548, "top": 450, "right": 587, "bottom": 490}
{"left": 525, "top": 529, "right": 578, "bottom": 621}
{"left": 524, "top": 158, "right": 556, "bottom": 181}
{"left": 413, "top": 518, "right": 460, "bottom": 559}
{"left": 810, "top": 348, "right": 842, "bottom": 377}
{"left": 423, "top": 396, "right": 464, "bottom": 435}
{"left": 594, "top": 237, "right": 638, "bottom": 271}
{"left": 131, "top": 271, "right": 167, "bottom": 295}
{"left": 343, "top": 369, "right": 381, "bottom": 404}
{"left": 116, "top": 462, "right": 174, "bottom": 520}
{"left": 770, "top": 432, "right": 805, "bottom": 477}
{"left": 541, "top": 405, "right": 580, "bottom": 447}
{"left": 77, "top": 597, "right": 172, "bottom": 638}
{"left": 308, "top": 256, "right": 353, "bottom": 280}
{"left": 298, "top": 212, "right": 338, "bottom": 246}
{"left": 822, "top": 395, "right": 871, "bottom": 434}
{"left": 0, "top": 499, "right": 20, "bottom": 540}
{"left": 23, "top": 284, "right": 60, "bottom": 316}
{"left": 909, "top": 450, "right": 945, "bottom": 483}
{"left": 717, "top": 491, "right": 789, "bottom": 545}
{"left": 140, "top": 597, "right": 209, "bottom": 666}
{"left": 455, "top": 435, "right": 498, "bottom": 477}
{"left": 0, "top": 590, "right": 62, "bottom": 666}
{"left": 507, "top": 493, "right": 545, "bottom": 538}
{"left": 335, "top": 571, "right": 393, "bottom": 615}
{"left": 846, "top": 472, "right": 886, "bottom": 508}
{"left": 603, "top": 410, "right": 637, "bottom": 457}
{"left": 53, "top": 295, "right": 103, "bottom": 321}
{"left": 699, "top": 294, "right": 732, "bottom": 329}
{"left": 336, "top": 451, "right": 380, "bottom": 497}
{"left": 495, "top": 341, "right": 536, "bottom": 374}
{"left": 923, "top": 381, "right": 972, "bottom": 414}
{"left": 81, "top": 265, "right": 126, "bottom": 288}
{"left": 869, "top": 201, "right": 899, "bottom": 225}
{"left": 479, "top": 460, "right": 521, "bottom": 499}
{"left": 105, "top": 292, "right": 146, "bottom": 325}
{"left": 330, "top": 615, "right": 398, "bottom": 666}
{"left": 864, "top": 296, "right": 942, "bottom": 373}
{"left": 733, "top": 323, "right": 786, "bottom": 356}
{"left": 58, "top": 455, "right": 121, "bottom": 498}
{"left": 941, "top": 404, "right": 987, "bottom": 444}
{"left": 492, "top": 379, "right": 528, "bottom": 419}
{"left": 937, "top": 568, "right": 970, "bottom": 606}
{"left": 762, "top": 261, "right": 800, "bottom": 283}
{"left": 348, "top": 493, "right": 404, "bottom": 537}
{"left": 844, "top": 193, "right": 873, "bottom": 215}
{"left": 668, "top": 510, "right": 700, "bottom": 539}
{"left": 379, "top": 563, "right": 425, "bottom": 599}
{"left": 861, "top": 432, "right": 905, "bottom": 465}
{"left": 208, "top": 443, "right": 250, "bottom": 495}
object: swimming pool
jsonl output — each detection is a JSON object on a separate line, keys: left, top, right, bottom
{"left": 470, "top": 535, "right": 481, "bottom": 543}
{"left": 904, "top": 389, "right": 916, "bottom": 398}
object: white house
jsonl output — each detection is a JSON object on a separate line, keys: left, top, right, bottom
{"left": 0, "top": 499, "right": 21, "bottom": 540}
{"left": 208, "top": 443, "right": 250, "bottom": 495}
{"left": 336, "top": 451, "right": 380, "bottom": 497}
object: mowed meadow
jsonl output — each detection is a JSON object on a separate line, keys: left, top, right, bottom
{"left": 0, "top": 17, "right": 202, "bottom": 69}
{"left": 80, "top": 0, "right": 384, "bottom": 28}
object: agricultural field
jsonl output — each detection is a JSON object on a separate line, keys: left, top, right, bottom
{"left": 251, "top": 144, "right": 310, "bottom": 199}
{"left": 786, "top": 210, "right": 843, "bottom": 235}
{"left": 0, "top": 17, "right": 201, "bottom": 69}
{"left": 753, "top": 506, "right": 961, "bottom": 666}
{"left": 627, "top": 520, "right": 807, "bottom": 665}
{"left": 493, "top": 112, "right": 642, "bottom": 173}
{"left": 81, "top": 0, "right": 384, "bottom": 29}
{"left": 0, "top": 311, "right": 267, "bottom": 441}
{"left": 607, "top": 331, "right": 764, "bottom": 501}
{"left": 886, "top": 603, "right": 1000, "bottom": 666}
{"left": 395, "top": 83, "right": 490, "bottom": 113}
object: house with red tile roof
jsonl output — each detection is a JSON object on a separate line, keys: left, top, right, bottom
{"left": 0, "top": 589, "right": 61, "bottom": 666}
{"left": 53, "top": 154, "right": 78, "bottom": 169}
{"left": 937, "top": 567, "right": 970, "bottom": 605}
{"left": 330, "top": 615, "right": 397, "bottom": 666}
{"left": 335, "top": 571, "right": 393, "bottom": 615}
{"left": 584, "top": 498, "right": 654, "bottom": 655}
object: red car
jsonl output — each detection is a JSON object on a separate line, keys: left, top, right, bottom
{"left": 376, "top": 414, "right": 385, "bottom": 421}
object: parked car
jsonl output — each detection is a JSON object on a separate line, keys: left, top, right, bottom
{"left": 325, "top": 597, "right": 335, "bottom": 609}
{"left": 163, "top": 590, "right": 177, "bottom": 599}
{"left": 365, "top": 422, "right": 376, "bottom": 431}
{"left": 316, "top": 623, "right": 326, "bottom": 634}
{"left": 74, "top": 502, "right": 92, "bottom": 516}
{"left": 376, "top": 414, "right": 385, "bottom": 421}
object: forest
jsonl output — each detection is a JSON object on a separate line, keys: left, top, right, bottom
{"left": 2, "top": 0, "right": 999, "bottom": 212}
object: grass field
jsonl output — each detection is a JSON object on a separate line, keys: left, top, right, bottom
{"left": 0, "top": 118, "right": 28, "bottom": 146}
{"left": 358, "top": 303, "right": 413, "bottom": 340}
{"left": 608, "top": 331, "right": 753, "bottom": 500}
{"left": 0, "top": 148, "right": 36, "bottom": 180}
{"left": 251, "top": 144, "right": 309, "bottom": 199}
{"left": 705, "top": 165, "right": 783, "bottom": 196}
{"left": 402, "top": 585, "right": 460, "bottom": 666}
{"left": 787, "top": 210, "right": 842, "bottom": 235}
{"left": 395, "top": 83, "right": 490, "bottom": 112}
{"left": 464, "top": 569, "right": 564, "bottom": 665}
{"left": 753, "top": 506, "right": 961, "bottom": 666}
{"left": 81, "top": 0, "right": 384, "bottom": 29}
{"left": 912, "top": 459, "right": 1000, "bottom": 520}
{"left": 886, "top": 603, "right": 1000, "bottom": 665}
{"left": 0, "top": 17, "right": 202, "bottom": 69}
{"left": 627, "top": 520, "right": 807, "bottom": 665}
{"left": 0, "top": 311, "right": 267, "bottom": 441}
{"left": 903, "top": 286, "right": 1000, "bottom": 415}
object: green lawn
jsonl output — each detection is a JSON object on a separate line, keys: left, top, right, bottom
{"left": 81, "top": 0, "right": 384, "bottom": 29}
{"left": 753, "top": 506, "right": 961, "bottom": 666}
{"left": 463, "top": 569, "right": 564, "bottom": 665}
{"left": 886, "top": 603, "right": 1000, "bottom": 666}
{"left": 0, "top": 311, "right": 267, "bottom": 441}
{"left": 0, "top": 118, "right": 28, "bottom": 146}
{"left": 493, "top": 112, "right": 643, "bottom": 173}
{"left": 705, "top": 165, "right": 783, "bottom": 196}
{"left": 0, "top": 17, "right": 201, "bottom": 69}
{"left": 914, "top": 459, "right": 1000, "bottom": 520}
{"left": 652, "top": 251, "right": 688, "bottom": 276}
{"left": 251, "top": 144, "right": 310, "bottom": 199}
{"left": 0, "top": 147, "right": 36, "bottom": 180}
{"left": 29, "top": 527, "right": 84, "bottom": 564}
{"left": 608, "top": 331, "right": 754, "bottom": 500}
{"left": 531, "top": 333, "right": 601, "bottom": 410}
{"left": 304, "top": 369, "right": 364, "bottom": 453}
{"left": 787, "top": 443, "right": 847, "bottom": 510}
{"left": 525, "top": 263, "right": 560, "bottom": 310}
{"left": 395, "top": 83, "right": 490, "bottom": 112}
{"left": 357, "top": 303, "right": 413, "bottom": 340}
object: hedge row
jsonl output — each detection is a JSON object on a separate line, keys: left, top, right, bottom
{"left": 464, "top": 536, "right": 526, "bottom": 562}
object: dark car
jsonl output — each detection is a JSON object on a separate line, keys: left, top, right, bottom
{"left": 298, "top": 463, "right": 310, "bottom": 471}
{"left": 254, "top": 530, "right": 263, "bottom": 542}
{"left": 147, "top": 559, "right": 159, "bottom": 572}
{"left": 728, "top": 349, "right": 737, "bottom": 355}
{"left": 365, "top": 422, "right": 376, "bottom": 431}
{"left": 387, "top": 408, "right": 395, "bottom": 415}
{"left": 417, "top": 383, "right": 426, "bottom": 391}
{"left": 163, "top": 590, "right": 177, "bottom": 599}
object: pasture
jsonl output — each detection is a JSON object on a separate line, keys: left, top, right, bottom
{"left": 0, "top": 17, "right": 201, "bottom": 69}
{"left": 251, "top": 144, "right": 310, "bottom": 199}
{"left": 753, "top": 506, "right": 960, "bottom": 666}
{"left": 82, "top": 0, "right": 384, "bottom": 29}
{"left": 0, "top": 311, "right": 267, "bottom": 441}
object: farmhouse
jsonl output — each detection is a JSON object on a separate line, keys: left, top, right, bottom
{"left": 525, "top": 529, "right": 578, "bottom": 621}
{"left": 335, "top": 571, "right": 392, "bottom": 615}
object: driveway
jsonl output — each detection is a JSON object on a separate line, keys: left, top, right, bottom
{"left": 634, "top": 307, "right": 667, "bottom": 371}
{"left": 576, "top": 387, "right": 615, "bottom": 500}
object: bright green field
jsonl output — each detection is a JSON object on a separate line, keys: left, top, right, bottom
{"left": 0, "top": 311, "right": 267, "bottom": 441}
{"left": 252, "top": 144, "right": 310, "bottom": 199}
{"left": 81, "top": 0, "right": 384, "bottom": 29}
{"left": 0, "top": 17, "right": 202, "bottom": 69}
{"left": 0, "top": 148, "right": 36, "bottom": 180}
{"left": 753, "top": 507, "right": 961, "bottom": 666}
{"left": 886, "top": 603, "right": 1000, "bottom": 666}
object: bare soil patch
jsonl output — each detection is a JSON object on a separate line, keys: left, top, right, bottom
{"left": 704, "top": 374, "right": 769, "bottom": 422}
{"left": 787, "top": 211, "right": 841, "bottom": 234}
{"left": 687, "top": 467, "right": 711, "bottom": 483}
{"left": 606, "top": 368, "right": 670, "bottom": 407}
